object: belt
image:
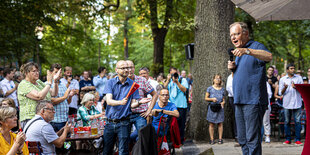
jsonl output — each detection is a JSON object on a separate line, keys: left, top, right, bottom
{"left": 107, "top": 116, "right": 130, "bottom": 123}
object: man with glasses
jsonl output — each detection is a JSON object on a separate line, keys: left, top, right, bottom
{"left": 227, "top": 22, "right": 272, "bottom": 154}
{"left": 279, "top": 64, "right": 303, "bottom": 145}
{"left": 151, "top": 88, "right": 179, "bottom": 135}
{"left": 102, "top": 60, "right": 140, "bottom": 155}
{"left": 25, "top": 100, "right": 71, "bottom": 154}
{"left": 126, "top": 61, "right": 158, "bottom": 141}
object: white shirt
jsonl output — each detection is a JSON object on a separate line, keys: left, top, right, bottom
{"left": 60, "top": 78, "right": 79, "bottom": 109}
{"left": 147, "top": 78, "right": 159, "bottom": 105}
{"left": 226, "top": 74, "right": 233, "bottom": 97}
{"left": 0, "top": 78, "right": 18, "bottom": 107}
{"left": 279, "top": 74, "right": 303, "bottom": 109}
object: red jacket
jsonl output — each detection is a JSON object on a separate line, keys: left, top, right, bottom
{"left": 169, "top": 117, "right": 181, "bottom": 148}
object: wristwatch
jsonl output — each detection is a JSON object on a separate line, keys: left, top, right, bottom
{"left": 245, "top": 48, "right": 251, "bottom": 55}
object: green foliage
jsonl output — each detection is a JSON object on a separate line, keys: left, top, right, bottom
{"left": 235, "top": 8, "right": 310, "bottom": 75}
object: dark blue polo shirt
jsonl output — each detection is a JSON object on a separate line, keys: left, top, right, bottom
{"left": 233, "top": 40, "right": 270, "bottom": 105}
{"left": 79, "top": 79, "right": 94, "bottom": 90}
{"left": 102, "top": 76, "right": 140, "bottom": 119}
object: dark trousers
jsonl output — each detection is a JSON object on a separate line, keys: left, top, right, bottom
{"left": 177, "top": 108, "right": 187, "bottom": 144}
{"left": 50, "top": 122, "right": 66, "bottom": 132}
{"left": 69, "top": 107, "right": 77, "bottom": 115}
{"left": 235, "top": 104, "right": 265, "bottom": 155}
{"left": 103, "top": 120, "right": 131, "bottom": 155}
{"left": 229, "top": 97, "right": 237, "bottom": 139}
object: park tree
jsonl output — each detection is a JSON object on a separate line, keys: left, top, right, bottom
{"left": 189, "top": 0, "right": 235, "bottom": 141}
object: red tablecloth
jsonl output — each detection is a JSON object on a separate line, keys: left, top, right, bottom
{"left": 295, "top": 84, "right": 310, "bottom": 155}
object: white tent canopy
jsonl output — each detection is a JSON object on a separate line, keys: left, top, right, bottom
{"left": 231, "top": 0, "right": 310, "bottom": 21}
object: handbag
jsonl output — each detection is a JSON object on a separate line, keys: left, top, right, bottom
{"left": 209, "top": 103, "right": 222, "bottom": 112}
{"left": 157, "top": 116, "right": 171, "bottom": 155}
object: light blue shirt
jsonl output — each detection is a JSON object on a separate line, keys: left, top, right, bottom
{"left": 279, "top": 74, "right": 303, "bottom": 109}
{"left": 167, "top": 78, "right": 188, "bottom": 108}
{"left": 93, "top": 75, "right": 108, "bottom": 97}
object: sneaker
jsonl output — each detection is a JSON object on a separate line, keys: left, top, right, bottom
{"left": 218, "top": 139, "right": 223, "bottom": 144}
{"left": 209, "top": 140, "right": 215, "bottom": 145}
{"left": 295, "top": 141, "right": 303, "bottom": 145}
{"left": 265, "top": 136, "right": 270, "bottom": 143}
{"left": 283, "top": 140, "right": 291, "bottom": 144}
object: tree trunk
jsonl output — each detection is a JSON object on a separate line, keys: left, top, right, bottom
{"left": 189, "top": 0, "right": 234, "bottom": 141}
{"left": 152, "top": 28, "right": 168, "bottom": 76}
{"left": 148, "top": 0, "right": 173, "bottom": 76}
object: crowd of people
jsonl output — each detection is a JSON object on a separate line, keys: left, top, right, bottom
{"left": 0, "top": 59, "right": 193, "bottom": 154}
{"left": 0, "top": 22, "right": 309, "bottom": 155}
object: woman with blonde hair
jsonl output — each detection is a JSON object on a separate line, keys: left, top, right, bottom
{"left": 205, "top": 74, "right": 226, "bottom": 145}
{"left": 78, "top": 93, "right": 104, "bottom": 126}
{"left": 0, "top": 107, "right": 29, "bottom": 155}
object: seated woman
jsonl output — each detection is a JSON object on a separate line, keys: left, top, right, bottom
{"left": 77, "top": 93, "right": 104, "bottom": 126}
{"left": 0, "top": 107, "right": 29, "bottom": 155}
{"left": 1, "top": 98, "right": 19, "bottom": 132}
{"left": 151, "top": 88, "right": 179, "bottom": 136}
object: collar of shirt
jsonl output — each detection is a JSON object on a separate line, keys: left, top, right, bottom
{"left": 285, "top": 74, "right": 298, "bottom": 79}
{"left": 116, "top": 76, "right": 130, "bottom": 85}
{"left": 244, "top": 40, "right": 254, "bottom": 48}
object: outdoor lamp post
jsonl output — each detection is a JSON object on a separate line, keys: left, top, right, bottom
{"left": 35, "top": 27, "right": 44, "bottom": 76}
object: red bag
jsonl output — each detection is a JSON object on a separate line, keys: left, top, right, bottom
{"left": 157, "top": 116, "right": 171, "bottom": 155}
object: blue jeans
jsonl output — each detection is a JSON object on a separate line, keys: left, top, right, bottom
{"left": 284, "top": 108, "right": 302, "bottom": 141}
{"left": 177, "top": 108, "right": 187, "bottom": 144}
{"left": 50, "top": 122, "right": 66, "bottom": 132}
{"left": 130, "top": 113, "right": 147, "bottom": 141}
{"left": 235, "top": 104, "right": 265, "bottom": 155}
{"left": 102, "top": 120, "right": 131, "bottom": 155}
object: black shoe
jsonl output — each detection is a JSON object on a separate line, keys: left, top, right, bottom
{"left": 210, "top": 140, "right": 215, "bottom": 145}
{"left": 218, "top": 139, "right": 223, "bottom": 144}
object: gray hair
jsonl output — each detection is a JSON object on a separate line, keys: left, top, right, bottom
{"left": 36, "top": 100, "right": 51, "bottom": 114}
{"left": 229, "top": 22, "right": 249, "bottom": 33}
{"left": 14, "top": 71, "right": 22, "bottom": 79}
{"left": 81, "top": 93, "right": 95, "bottom": 106}
{"left": 0, "top": 107, "right": 16, "bottom": 127}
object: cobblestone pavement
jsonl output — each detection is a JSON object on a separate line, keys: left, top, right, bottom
{"left": 175, "top": 139, "right": 303, "bottom": 155}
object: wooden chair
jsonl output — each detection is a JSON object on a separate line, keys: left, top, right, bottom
{"left": 27, "top": 141, "right": 43, "bottom": 155}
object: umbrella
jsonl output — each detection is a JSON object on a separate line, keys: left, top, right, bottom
{"left": 231, "top": 0, "right": 310, "bottom": 21}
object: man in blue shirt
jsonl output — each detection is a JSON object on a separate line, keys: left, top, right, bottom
{"left": 93, "top": 66, "right": 108, "bottom": 101}
{"left": 79, "top": 71, "right": 95, "bottom": 92}
{"left": 228, "top": 22, "right": 272, "bottom": 155}
{"left": 102, "top": 60, "right": 140, "bottom": 155}
{"left": 164, "top": 67, "right": 188, "bottom": 144}
{"left": 152, "top": 88, "right": 179, "bottom": 136}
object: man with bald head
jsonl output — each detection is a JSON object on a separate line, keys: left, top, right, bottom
{"left": 102, "top": 60, "right": 140, "bottom": 155}
{"left": 228, "top": 22, "right": 272, "bottom": 155}
{"left": 126, "top": 60, "right": 158, "bottom": 141}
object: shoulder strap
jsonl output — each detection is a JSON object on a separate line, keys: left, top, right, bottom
{"left": 24, "top": 117, "right": 43, "bottom": 134}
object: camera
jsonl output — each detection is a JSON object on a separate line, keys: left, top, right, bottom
{"left": 172, "top": 73, "right": 179, "bottom": 79}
